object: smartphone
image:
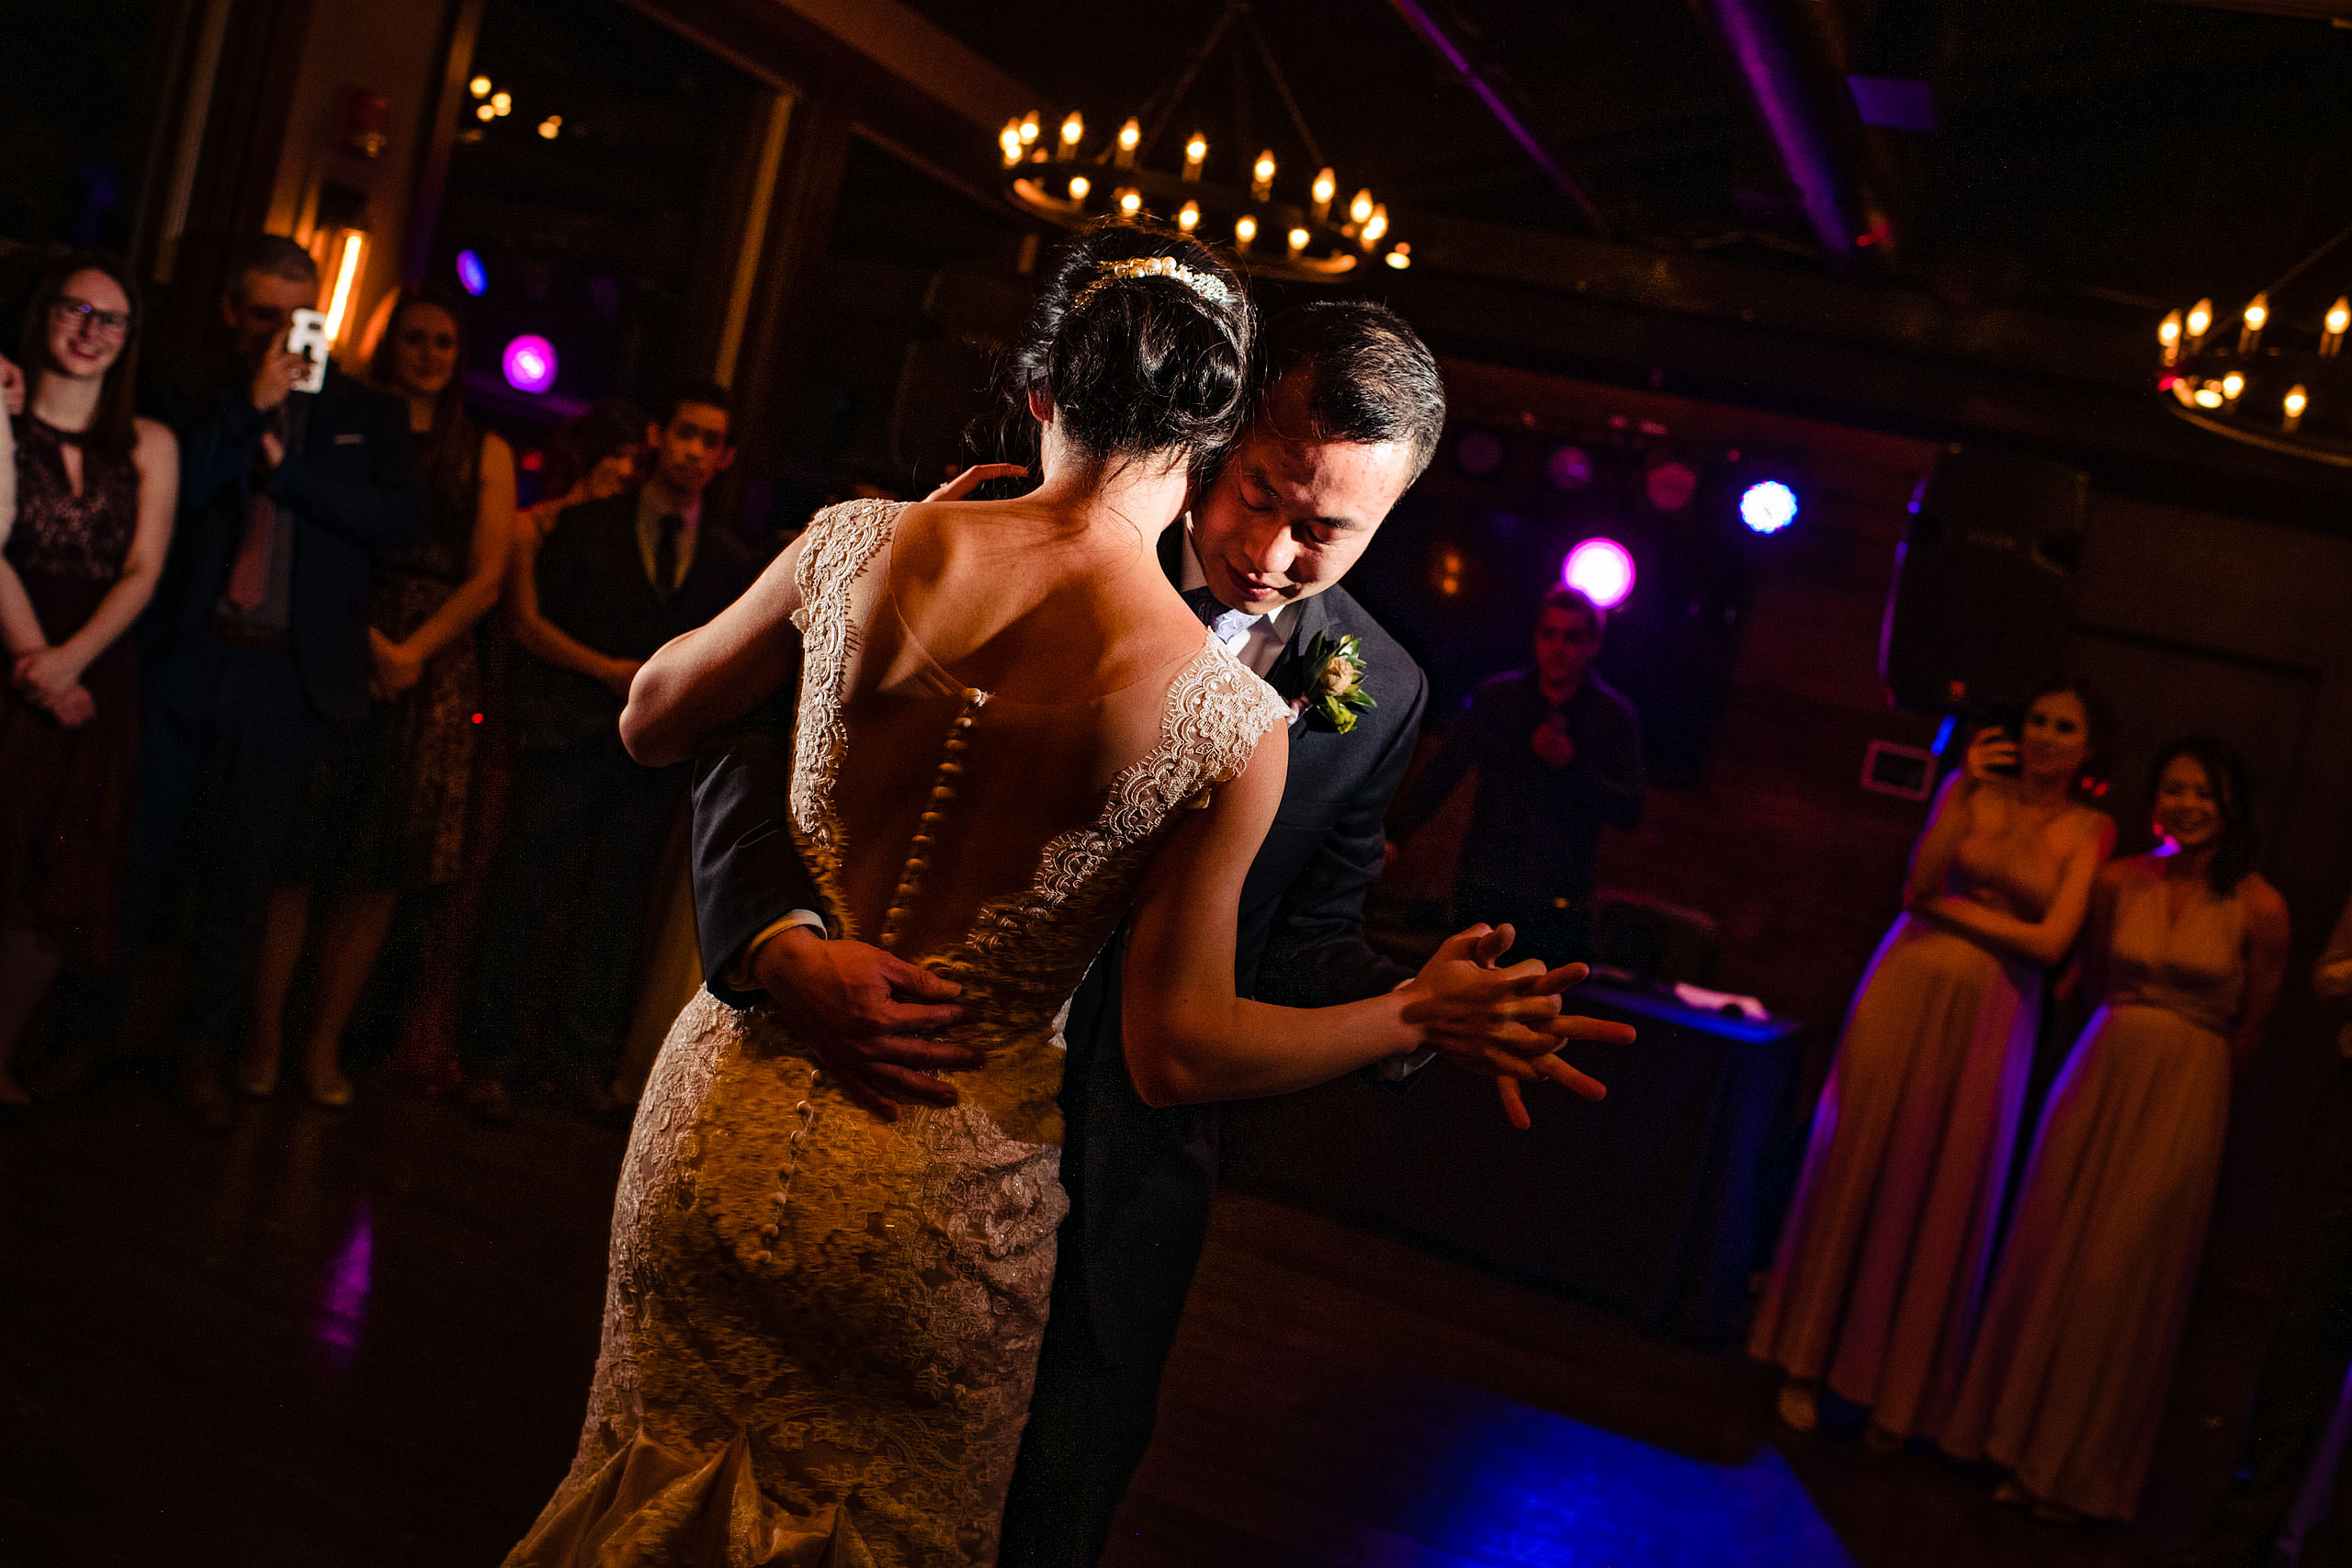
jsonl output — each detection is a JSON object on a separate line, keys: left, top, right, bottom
{"left": 1983, "top": 705, "right": 2025, "bottom": 776}
{"left": 286, "top": 307, "right": 332, "bottom": 394}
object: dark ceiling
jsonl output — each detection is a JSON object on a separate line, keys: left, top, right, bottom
{"left": 900, "top": 0, "right": 2352, "bottom": 330}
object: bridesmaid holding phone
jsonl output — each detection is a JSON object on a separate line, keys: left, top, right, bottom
{"left": 1752, "top": 677, "right": 2114, "bottom": 1449}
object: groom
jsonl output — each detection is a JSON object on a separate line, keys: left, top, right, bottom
{"left": 693, "top": 301, "right": 1448, "bottom": 1564}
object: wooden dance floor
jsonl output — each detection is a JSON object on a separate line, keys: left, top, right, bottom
{"left": 0, "top": 1068, "right": 2231, "bottom": 1566}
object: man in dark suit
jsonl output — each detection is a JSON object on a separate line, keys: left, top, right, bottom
{"left": 687, "top": 304, "right": 1464, "bottom": 1564}
{"left": 66, "top": 234, "right": 425, "bottom": 1128}
{"left": 458, "top": 383, "right": 753, "bottom": 1124}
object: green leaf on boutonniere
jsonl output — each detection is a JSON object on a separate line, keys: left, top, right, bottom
{"left": 1297, "top": 630, "right": 1376, "bottom": 734}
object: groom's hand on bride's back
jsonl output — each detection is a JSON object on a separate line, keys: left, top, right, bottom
{"left": 750, "top": 928, "right": 976, "bottom": 1120}
{"left": 1399, "top": 924, "right": 1637, "bottom": 1131}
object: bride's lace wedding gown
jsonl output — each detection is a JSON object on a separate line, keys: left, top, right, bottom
{"left": 505, "top": 499, "right": 1289, "bottom": 1567}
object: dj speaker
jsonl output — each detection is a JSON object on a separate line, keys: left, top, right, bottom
{"left": 1879, "top": 446, "right": 2086, "bottom": 715}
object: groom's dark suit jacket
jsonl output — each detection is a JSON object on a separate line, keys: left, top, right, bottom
{"left": 688, "top": 523, "right": 1426, "bottom": 1372}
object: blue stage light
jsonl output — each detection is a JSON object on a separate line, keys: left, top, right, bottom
{"left": 455, "top": 249, "right": 488, "bottom": 298}
{"left": 1740, "top": 479, "right": 1799, "bottom": 534}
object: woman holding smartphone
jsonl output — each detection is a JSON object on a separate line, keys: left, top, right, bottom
{"left": 1752, "top": 677, "right": 2113, "bottom": 1449}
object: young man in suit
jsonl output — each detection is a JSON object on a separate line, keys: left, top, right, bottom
{"left": 58, "top": 235, "right": 426, "bottom": 1129}
{"left": 458, "top": 383, "right": 752, "bottom": 1124}
{"left": 689, "top": 304, "right": 1485, "bottom": 1564}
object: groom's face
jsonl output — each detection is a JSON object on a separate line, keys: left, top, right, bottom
{"left": 1189, "top": 373, "right": 1419, "bottom": 618}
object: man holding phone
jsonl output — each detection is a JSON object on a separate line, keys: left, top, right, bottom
{"left": 53, "top": 235, "right": 424, "bottom": 1128}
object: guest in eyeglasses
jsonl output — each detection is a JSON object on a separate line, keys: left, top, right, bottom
{"left": 0, "top": 254, "right": 178, "bottom": 1116}
{"left": 456, "top": 383, "right": 752, "bottom": 1124}
{"left": 44, "top": 234, "right": 424, "bottom": 1129}
{"left": 242, "top": 288, "right": 515, "bottom": 1106}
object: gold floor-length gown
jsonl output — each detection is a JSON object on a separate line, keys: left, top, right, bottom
{"left": 1942, "top": 863, "right": 2249, "bottom": 1518}
{"left": 1749, "top": 824, "right": 2067, "bottom": 1438}
{"left": 503, "top": 500, "right": 1288, "bottom": 1567}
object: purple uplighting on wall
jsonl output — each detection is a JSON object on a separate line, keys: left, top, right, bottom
{"left": 502, "top": 333, "right": 559, "bottom": 393}
{"left": 313, "top": 1201, "right": 375, "bottom": 1372}
{"left": 1564, "top": 536, "right": 1636, "bottom": 609}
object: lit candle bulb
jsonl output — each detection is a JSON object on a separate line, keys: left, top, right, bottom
{"left": 1312, "top": 167, "right": 1336, "bottom": 224}
{"left": 1361, "top": 204, "right": 1388, "bottom": 248}
{"left": 1287, "top": 226, "right": 1308, "bottom": 256}
{"left": 1057, "top": 112, "right": 1083, "bottom": 161}
{"left": 2186, "top": 297, "right": 2212, "bottom": 344}
{"left": 1236, "top": 213, "right": 1257, "bottom": 251}
{"left": 1001, "top": 119, "right": 1024, "bottom": 166}
{"left": 469, "top": 75, "right": 492, "bottom": 97}
{"left": 2194, "top": 382, "right": 2224, "bottom": 409}
{"left": 2222, "top": 371, "right": 2245, "bottom": 402}
{"left": 1118, "top": 187, "right": 1142, "bottom": 219}
{"left": 1349, "top": 187, "right": 1374, "bottom": 228}
{"left": 2285, "top": 384, "right": 2309, "bottom": 431}
{"left": 1019, "top": 112, "right": 1040, "bottom": 146}
{"left": 1385, "top": 243, "right": 1412, "bottom": 270}
{"left": 1068, "top": 175, "right": 1090, "bottom": 203}
{"left": 1251, "top": 150, "right": 1276, "bottom": 201}
{"left": 1177, "top": 201, "right": 1200, "bottom": 232}
{"left": 2158, "top": 310, "right": 2182, "bottom": 366}
{"left": 2325, "top": 298, "right": 2350, "bottom": 357}
{"left": 2240, "top": 292, "right": 2268, "bottom": 353}
{"left": 1183, "top": 133, "right": 1207, "bottom": 183}
{"left": 1115, "top": 118, "right": 1141, "bottom": 169}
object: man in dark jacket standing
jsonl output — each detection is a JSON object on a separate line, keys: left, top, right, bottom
{"left": 458, "top": 383, "right": 752, "bottom": 1124}
{"left": 686, "top": 305, "right": 1465, "bottom": 1564}
{"left": 69, "top": 235, "right": 424, "bottom": 1128}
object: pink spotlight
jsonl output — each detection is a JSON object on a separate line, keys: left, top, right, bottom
{"left": 1563, "top": 536, "right": 1636, "bottom": 609}
{"left": 502, "top": 333, "right": 559, "bottom": 394}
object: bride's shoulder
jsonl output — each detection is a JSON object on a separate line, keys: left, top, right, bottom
{"left": 1171, "top": 639, "right": 1292, "bottom": 783}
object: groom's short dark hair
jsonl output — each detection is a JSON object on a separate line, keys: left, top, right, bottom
{"left": 1259, "top": 301, "right": 1446, "bottom": 481}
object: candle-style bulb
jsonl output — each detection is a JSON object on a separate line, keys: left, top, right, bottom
{"left": 1287, "top": 226, "right": 1309, "bottom": 255}
{"left": 2285, "top": 384, "right": 2309, "bottom": 430}
{"left": 1000, "top": 119, "right": 1024, "bottom": 166}
{"left": 2240, "top": 292, "right": 2268, "bottom": 353}
{"left": 1349, "top": 187, "right": 1374, "bottom": 227}
{"left": 2221, "top": 371, "right": 2245, "bottom": 401}
{"left": 1068, "top": 175, "right": 1090, "bottom": 202}
{"left": 1177, "top": 201, "right": 1200, "bottom": 232}
{"left": 1183, "top": 133, "right": 1207, "bottom": 184}
{"left": 2186, "top": 297, "right": 2212, "bottom": 340}
{"left": 1114, "top": 118, "right": 1141, "bottom": 169}
{"left": 1385, "top": 243, "right": 1412, "bottom": 270}
{"left": 2331, "top": 298, "right": 2352, "bottom": 335}
{"left": 1236, "top": 213, "right": 1257, "bottom": 250}
{"left": 1118, "top": 187, "right": 1142, "bottom": 218}
{"left": 1361, "top": 204, "right": 1388, "bottom": 248}
{"left": 1019, "top": 112, "right": 1040, "bottom": 145}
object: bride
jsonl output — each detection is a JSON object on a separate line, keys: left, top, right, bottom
{"left": 503, "top": 220, "right": 1615, "bottom": 1567}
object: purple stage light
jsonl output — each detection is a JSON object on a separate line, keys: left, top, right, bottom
{"left": 1564, "top": 536, "right": 1635, "bottom": 609}
{"left": 455, "top": 249, "right": 488, "bottom": 297}
{"left": 1739, "top": 479, "right": 1799, "bottom": 534}
{"left": 503, "top": 333, "right": 558, "bottom": 394}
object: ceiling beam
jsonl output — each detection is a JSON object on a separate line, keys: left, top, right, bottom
{"left": 1381, "top": 0, "right": 1614, "bottom": 237}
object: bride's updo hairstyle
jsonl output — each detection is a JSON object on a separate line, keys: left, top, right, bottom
{"left": 1000, "top": 218, "right": 1254, "bottom": 487}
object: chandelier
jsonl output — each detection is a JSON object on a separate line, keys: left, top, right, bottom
{"left": 994, "top": 1, "right": 1410, "bottom": 283}
{"left": 2158, "top": 220, "right": 2352, "bottom": 467}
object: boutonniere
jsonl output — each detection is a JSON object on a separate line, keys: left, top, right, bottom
{"left": 1294, "top": 630, "right": 1376, "bottom": 733}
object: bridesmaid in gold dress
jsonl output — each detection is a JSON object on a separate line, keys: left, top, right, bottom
{"left": 1753, "top": 680, "right": 2114, "bottom": 1449}
{"left": 1943, "top": 738, "right": 2290, "bottom": 1522}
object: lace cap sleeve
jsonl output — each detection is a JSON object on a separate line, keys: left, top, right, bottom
{"left": 1182, "top": 643, "right": 1294, "bottom": 792}
{"left": 789, "top": 498, "right": 903, "bottom": 637}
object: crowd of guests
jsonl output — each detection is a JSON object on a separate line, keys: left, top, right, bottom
{"left": 0, "top": 236, "right": 757, "bottom": 1132}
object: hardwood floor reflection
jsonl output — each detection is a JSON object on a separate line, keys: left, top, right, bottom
{"left": 0, "top": 1068, "right": 2211, "bottom": 1566}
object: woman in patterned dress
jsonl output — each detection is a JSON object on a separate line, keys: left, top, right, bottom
{"left": 499, "top": 221, "right": 1621, "bottom": 1567}
{"left": 0, "top": 254, "right": 177, "bottom": 1112}
{"left": 243, "top": 289, "right": 514, "bottom": 1105}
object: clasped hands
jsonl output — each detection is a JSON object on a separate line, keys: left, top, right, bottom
{"left": 12, "top": 647, "right": 95, "bottom": 728}
{"left": 750, "top": 920, "right": 1631, "bottom": 1130}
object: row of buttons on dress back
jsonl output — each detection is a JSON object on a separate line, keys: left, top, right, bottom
{"left": 760, "top": 686, "right": 989, "bottom": 1255}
